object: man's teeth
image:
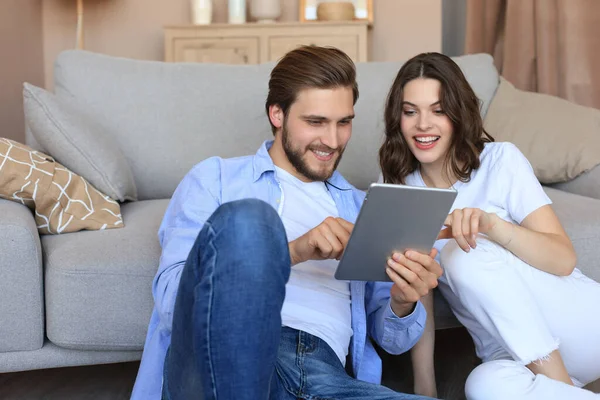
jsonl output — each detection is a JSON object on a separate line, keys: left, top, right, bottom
{"left": 415, "top": 136, "right": 440, "bottom": 143}
{"left": 313, "top": 150, "right": 332, "bottom": 156}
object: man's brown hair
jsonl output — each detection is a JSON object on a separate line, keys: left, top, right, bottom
{"left": 265, "top": 45, "right": 359, "bottom": 134}
{"left": 379, "top": 52, "right": 494, "bottom": 184}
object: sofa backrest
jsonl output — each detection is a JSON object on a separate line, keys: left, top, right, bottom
{"left": 51, "top": 50, "right": 499, "bottom": 199}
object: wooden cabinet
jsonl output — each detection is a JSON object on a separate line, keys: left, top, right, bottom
{"left": 171, "top": 37, "right": 259, "bottom": 64}
{"left": 268, "top": 34, "right": 361, "bottom": 62}
{"left": 164, "top": 22, "right": 368, "bottom": 64}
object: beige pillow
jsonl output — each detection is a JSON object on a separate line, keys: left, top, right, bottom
{"left": 484, "top": 77, "right": 600, "bottom": 183}
{"left": 0, "top": 138, "right": 123, "bottom": 234}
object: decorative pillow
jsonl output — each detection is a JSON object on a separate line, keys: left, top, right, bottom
{"left": 23, "top": 83, "right": 137, "bottom": 202}
{"left": 0, "top": 138, "right": 123, "bottom": 234}
{"left": 483, "top": 77, "right": 600, "bottom": 184}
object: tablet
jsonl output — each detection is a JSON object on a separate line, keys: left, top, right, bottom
{"left": 334, "top": 183, "right": 457, "bottom": 282}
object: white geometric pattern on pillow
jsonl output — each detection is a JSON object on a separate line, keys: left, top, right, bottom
{"left": 0, "top": 138, "right": 123, "bottom": 234}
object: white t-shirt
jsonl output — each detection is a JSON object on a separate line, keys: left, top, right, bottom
{"left": 403, "top": 142, "right": 552, "bottom": 255}
{"left": 275, "top": 166, "right": 353, "bottom": 365}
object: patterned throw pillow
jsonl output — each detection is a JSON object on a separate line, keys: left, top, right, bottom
{"left": 0, "top": 138, "right": 123, "bottom": 234}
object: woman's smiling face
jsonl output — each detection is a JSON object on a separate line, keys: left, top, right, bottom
{"left": 400, "top": 77, "right": 454, "bottom": 169}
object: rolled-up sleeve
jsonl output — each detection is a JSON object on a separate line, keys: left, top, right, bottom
{"left": 365, "top": 281, "right": 426, "bottom": 355}
{"left": 152, "top": 158, "right": 221, "bottom": 330}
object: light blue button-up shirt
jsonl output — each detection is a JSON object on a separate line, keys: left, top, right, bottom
{"left": 131, "top": 140, "right": 426, "bottom": 399}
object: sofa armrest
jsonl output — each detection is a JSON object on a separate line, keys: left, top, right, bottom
{"left": 549, "top": 165, "right": 600, "bottom": 201}
{"left": 544, "top": 187, "right": 600, "bottom": 283}
{"left": 0, "top": 198, "right": 44, "bottom": 352}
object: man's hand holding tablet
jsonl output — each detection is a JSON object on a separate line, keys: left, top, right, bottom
{"left": 386, "top": 248, "right": 442, "bottom": 316}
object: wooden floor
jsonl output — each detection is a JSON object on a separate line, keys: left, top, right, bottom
{"left": 0, "top": 361, "right": 139, "bottom": 400}
{"left": 0, "top": 328, "right": 598, "bottom": 400}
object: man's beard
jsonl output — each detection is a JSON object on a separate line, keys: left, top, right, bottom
{"left": 282, "top": 123, "right": 345, "bottom": 182}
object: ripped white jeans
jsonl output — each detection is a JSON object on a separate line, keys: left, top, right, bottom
{"left": 439, "top": 238, "right": 600, "bottom": 400}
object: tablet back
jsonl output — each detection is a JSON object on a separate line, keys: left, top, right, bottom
{"left": 335, "top": 183, "right": 457, "bottom": 282}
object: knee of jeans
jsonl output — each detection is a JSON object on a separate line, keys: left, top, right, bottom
{"left": 215, "top": 198, "right": 280, "bottom": 226}
{"left": 465, "top": 362, "right": 503, "bottom": 400}
{"left": 440, "top": 238, "right": 502, "bottom": 290}
{"left": 440, "top": 240, "right": 477, "bottom": 290}
{"left": 466, "top": 361, "right": 533, "bottom": 400}
{"left": 228, "top": 198, "right": 284, "bottom": 238}
{"left": 208, "top": 199, "right": 289, "bottom": 275}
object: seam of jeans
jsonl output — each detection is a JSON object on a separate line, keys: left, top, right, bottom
{"left": 203, "top": 223, "right": 219, "bottom": 399}
{"left": 299, "top": 394, "right": 330, "bottom": 400}
{"left": 297, "top": 331, "right": 307, "bottom": 394}
{"left": 296, "top": 332, "right": 335, "bottom": 400}
{"left": 293, "top": 352, "right": 331, "bottom": 400}
{"left": 274, "top": 363, "right": 303, "bottom": 399}
{"left": 302, "top": 336, "right": 335, "bottom": 400}
{"left": 279, "top": 332, "right": 342, "bottom": 400}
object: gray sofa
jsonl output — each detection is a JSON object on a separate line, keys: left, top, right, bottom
{"left": 2, "top": 50, "right": 600, "bottom": 375}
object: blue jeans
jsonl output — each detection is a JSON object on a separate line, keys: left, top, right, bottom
{"left": 162, "top": 199, "right": 431, "bottom": 400}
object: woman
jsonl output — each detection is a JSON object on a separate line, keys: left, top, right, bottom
{"left": 379, "top": 52, "right": 600, "bottom": 400}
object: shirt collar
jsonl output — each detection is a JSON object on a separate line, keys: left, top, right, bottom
{"left": 252, "top": 139, "right": 353, "bottom": 191}
{"left": 252, "top": 140, "right": 276, "bottom": 182}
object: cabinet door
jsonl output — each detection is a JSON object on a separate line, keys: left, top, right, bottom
{"left": 172, "top": 37, "right": 260, "bottom": 64}
{"left": 268, "top": 35, "right": 359, "bottom": 63}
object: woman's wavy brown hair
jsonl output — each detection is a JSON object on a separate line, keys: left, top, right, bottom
{"left": 379, "top": 52, "right": 494, "bottom": 184}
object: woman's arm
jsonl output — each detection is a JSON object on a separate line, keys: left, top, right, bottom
{"left": 487, "top": 205, "right": 576, "bottom": 276}
{"left": 439, "top": 205, "right": 577, "bottom": 276}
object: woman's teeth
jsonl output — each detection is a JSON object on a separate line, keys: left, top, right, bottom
{"left": 415, "top": 136, "right": 440, "bottom": 144}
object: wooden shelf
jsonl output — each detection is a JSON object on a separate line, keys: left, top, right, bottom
{"left": 164, "top": 22, "right": 369, "bottom": 64}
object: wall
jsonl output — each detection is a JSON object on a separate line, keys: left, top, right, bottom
{"left": 371, "top": 0, "right": 442, "bottom": 62}
{"left": 0, "top": 0, "right": 44, "bottom": 143}
{"left": 0, "top": 0, "right": 457, "bottom": 143}
{"left": 41, "top": 0, "right": 443, "bottom": 88}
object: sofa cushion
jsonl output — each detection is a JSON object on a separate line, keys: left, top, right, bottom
{"left": 550, "top": 164, "right": 600, "bottom": 201}
{"left": 53, "top": 51, "right": 500, "bottom": 197}
{"left": 0, "top": 138, "right": 124, "bottom": 234}
{"left": 0, "top": 340, "right": 142, "bottom": 374}
{"left": 0, "top": 199, "right": 44, "bottom": 352}
{"left": 54, "top": 52, "right": 274, "bottom": 200}
{"left": 23, "top": 83, "right": 137, "bottom": 202}
{"left": 544, "top": 186, "right": 600, "bottom": 283}
{"left": 43, "top": 199, "right": 167, "bottom": 350}
{"left": 484, "top": 77, "right": 600, "bottom": 184}
{"left": 40, "top": 196, "right": 461, "bottom": 345}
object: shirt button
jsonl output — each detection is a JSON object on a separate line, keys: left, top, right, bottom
{"left": 276, "top": 199, "right": 280, "bottom": 203}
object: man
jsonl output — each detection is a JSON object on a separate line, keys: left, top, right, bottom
{"left": 131, "top": 45, "right": 442, "bottom": 400}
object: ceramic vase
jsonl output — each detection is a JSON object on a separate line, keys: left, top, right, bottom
{"left": 250, "top": 0, "right": 281, "bottom": 23}
{"left": 191, "top": 0, "right": 213, "bottom": 25}
{"left": 228, "top": 0, "right": 247, "bottom": 24}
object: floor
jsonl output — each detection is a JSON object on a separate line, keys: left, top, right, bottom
{"left": 0, "top": 361, "right": 139, "bottom": 400}
{"left": 0, "top": 328, "right": 598, "bottom": 400}
{"left": 380, "top": 326, "right": 480, "bottom": 399}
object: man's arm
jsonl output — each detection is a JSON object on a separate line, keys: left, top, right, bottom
{"left": 366, "top": 281, "right": 426, "bottom": 355}
{"left": 152, "top": 158, "right": 221, "bottom": 329}
{"left": 366, "top": 248, "right": 442, "bottom": 354}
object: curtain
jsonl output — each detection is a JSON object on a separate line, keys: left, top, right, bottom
{"left": 465, "top": 0, "right": 600, "bottom": 109}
